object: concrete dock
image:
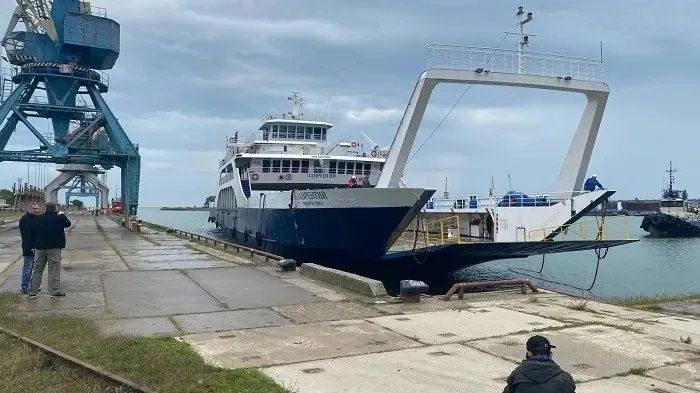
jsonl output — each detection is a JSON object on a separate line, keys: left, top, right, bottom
{"left": 1, "top": 216, "right": 698, "bottom": 392}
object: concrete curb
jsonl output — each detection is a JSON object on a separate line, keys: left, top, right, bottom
{"left": 299, "top": 263, "right": 387, "bottom": 297}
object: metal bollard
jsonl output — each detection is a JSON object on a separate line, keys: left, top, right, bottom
{"left": 399, "top": 280, "right": 429, "bottom": 303}
{"left": 277, "top": 259, "right": 297, "bottom": 272}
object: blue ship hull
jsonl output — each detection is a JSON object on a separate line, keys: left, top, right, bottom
{"left": 640, "top": 212, "right": 700, "bottom": 237}
{"left": 213, "top": 191, "right": 433, "bottom": 264}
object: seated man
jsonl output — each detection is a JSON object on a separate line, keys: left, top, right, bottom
{"left": 583, "top": 174, "right": 604, "bottom": 192}
{"left": 503, "top": 335, "right": 575, "bottom": 393}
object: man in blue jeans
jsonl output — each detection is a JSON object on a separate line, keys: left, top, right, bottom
{"left": 18, "top": 203, "right": 40, "bottom": 294}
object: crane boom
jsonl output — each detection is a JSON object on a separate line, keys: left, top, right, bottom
{"left": 11, "top": 0, "right": 59, "bottom": 42}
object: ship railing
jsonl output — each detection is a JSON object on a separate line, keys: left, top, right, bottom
{"left": 426, "top": 44, "right": 604, "bottom": 83}
{"left": 527, "top": 216, "right": 632, "bottom": 242}
{"left": 425, "top": 190, "right": 584, "bottom": 210}
{"left": 223, "top": 143, "right": 381, "bottom": 159}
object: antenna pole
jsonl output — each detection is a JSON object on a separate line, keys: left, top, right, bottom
{"left": 516, "top": 6, "right": 533, "bottom": 74}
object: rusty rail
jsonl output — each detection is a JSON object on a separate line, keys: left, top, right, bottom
{"left": 0, "top": 326, "right": 156, "bottom": 393}
{"left": 139, "top": 221, "right": 284, "bottom": 263}
{"left": 442, "top": 279, "right": 538, "bottom": 300}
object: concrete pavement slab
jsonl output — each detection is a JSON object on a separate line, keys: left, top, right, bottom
{"left": 123, "top": 259, "right": 232, "bottom": 271}
{"left": 17, "top": 291, "right": 105, "bottom": 312}
{"left": 497, "top": 299, "right": 636, "bottom": 325}
{"left": 21, "top": 307, "right": 107, "bottom": 319}
{"left": 173, "top": 309, "right": 290, "bottom": 334}
{"left": 125, "top": 254, "right": 214, "bottom": 262}
{"left": 100, "top": 317, "right": 181, "bottom": 337}
{"left": 639, "top": 316, "right": 699, "bottom": 345}
{"left": 471, "top": 325, "right": 698, "bottom": 382}
{"left": 369, "top": 307, "right": 564, "bottom": 344}
{"left": 273, "top": 301, "right": 383, "bottom": 323}
{"left": 181, "top": 319, "right": 423, "bottom": 368}
{"left": 103, "top": 270, "right": 224, "bottom": 317}
{"left": 647, "top": 361, "right": 700, "bottom": 390}
{"left": 184, "top": 267, "right": 321, "bottom": 310}
{"left": 577, "top": 375, "right": 696, "bottom": 393}
{"left": 263, "top": 343, "right": 516, "bottom": 393}
{"left": 541, "top": 296, "right": 665, "bottom": 321}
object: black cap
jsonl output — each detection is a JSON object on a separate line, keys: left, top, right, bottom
{"left": 526, "top": 335, "right": 556, "bottom": 354}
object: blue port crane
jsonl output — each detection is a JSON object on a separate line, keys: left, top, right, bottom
{"left": 0, "top": 0, "right": 140, "bottom": 215}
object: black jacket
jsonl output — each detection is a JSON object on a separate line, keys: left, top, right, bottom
{"left": 503, "top": 359, "right": 575, "bottom": 393}
{"left": 34, "top": 212, "right": 72, "bottom": 250}
{"left": 19, "top": 213, "right": 38, "bottom": 256}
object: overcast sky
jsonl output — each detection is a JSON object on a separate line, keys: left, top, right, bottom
{"left": 1, "top": 1, "right": 698, "bottom": 207}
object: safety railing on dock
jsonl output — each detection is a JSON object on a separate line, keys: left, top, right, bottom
{"left": 140, "top": 221, "right": 284, "bottom": 263}
{"left": 426, "top": 44, "right": 604, "bottom": 82}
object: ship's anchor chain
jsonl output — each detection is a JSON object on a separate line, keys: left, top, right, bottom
{"left": 509, "top": 198, "right": 610, "bottom": 292}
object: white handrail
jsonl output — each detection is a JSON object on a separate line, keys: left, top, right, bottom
{"left": 426, "top": 44, "right": 604, "bottom": 83}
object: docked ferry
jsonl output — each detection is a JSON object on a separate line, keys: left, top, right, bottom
{"left": 209, "top": 94, "right": 434, "bottom": 262}
{"left": 641, "top": 162, "right": 700, "bottom": 237}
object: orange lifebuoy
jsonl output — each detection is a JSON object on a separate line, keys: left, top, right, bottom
{"left": 371, "top": 150, "right": 377, "bottom": 157}
{"left": 251, "top": 173, "right": 259, "bottom": 181}
{"left": 351, "top": 142, "right": 357, "bottom": 148}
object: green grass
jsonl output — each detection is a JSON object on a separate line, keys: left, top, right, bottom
{"left": 0, "top": 333, "right": 120, "bottom": 393}
{"left": 609, "top": 293, "right": 700, "bottom": 309}
{"left": 566, "top": 299, "right": 593, "bottom": 312}
{"left": 624, "top": 366, "right": 650, "bottom": 376}
{"left": 0, "top": 294, "right": 287, "bottom": 393}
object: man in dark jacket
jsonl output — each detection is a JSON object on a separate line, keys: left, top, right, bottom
{"left": 28, "top": 202, "right": 72, "bottom": 299}
{"left": 503, "top": 335, "right": 575, "bottom": 393}
{"left": 18, "top": 203, "right": 40, "bottom": 294}
{"left": 583, "top": 174, "right": 604, "bottom": 192}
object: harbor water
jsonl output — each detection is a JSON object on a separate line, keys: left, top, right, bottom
{"left": 138, "top": 207, "right": 700, "bottom": 299}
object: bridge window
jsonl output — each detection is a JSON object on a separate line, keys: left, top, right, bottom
{"left": 355, "top": 163, "right": 363, "bottom": 174}
{"left": 262, "top": 160, "right": 270, "bottom": 173}
{"left": 301, "top": 160, "right": 310, "bottom": 173}
{"left": 364, "top": 163, "right": 371, "bottom": 175}
{"left": 271, "top": 125, "right": 278, "bottom": 139}
{"left": 305, "top": 127, "right": 313, "bottom": 140}
{"left": 313, "top": 127, "right": 322, "bottom": 140}
{"left": 272, "top": 160, "right": 280, "bottom": 173}
{"left": 329, "top": 161, "right": 337, "bottom": 174}
{"left": 282, "top": 160, "right": 291, "bottom": 172}
{"left": 322, "top": 128, "right": 327, "bottom": 140}
{"left": 279, "top": 125, "right": 287, "bottom": 139}
{"left": 337, "top": 161, "right": 346, "bottom": 175}
{"left": 292, "top": 160, "right": 300, "bottom": 173}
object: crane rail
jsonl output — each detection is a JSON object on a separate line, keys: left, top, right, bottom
{"left": 0, "top": 325, "right": 157, "bottom": 393}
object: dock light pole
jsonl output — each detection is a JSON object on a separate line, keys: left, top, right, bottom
{"left": 516, "top": 6, "right": 533, "bottom": 74}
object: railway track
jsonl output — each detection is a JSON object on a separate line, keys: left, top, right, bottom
{"left": 0, "top": 326, "right": 156, "bottom": 393}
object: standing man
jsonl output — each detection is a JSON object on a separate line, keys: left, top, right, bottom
{"left": 18, "top": 203, "right": 40, "bottom": 294}
{"left": 28, "top": 202, "right": 71, "bottom": 299}
{"left": 502, "top": 335, "right": 575, "bottom": 392}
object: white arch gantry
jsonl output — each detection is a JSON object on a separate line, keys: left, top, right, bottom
{"left": 376, "top": 45, "right": 609, "bottom": 193}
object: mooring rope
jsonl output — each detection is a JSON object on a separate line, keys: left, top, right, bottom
{"left": 509, "top": 198, "right": 611, "bottom": 292}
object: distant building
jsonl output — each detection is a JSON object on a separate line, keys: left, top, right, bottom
{"left": 0, "top": 198, "right": 9, "bottom": 210}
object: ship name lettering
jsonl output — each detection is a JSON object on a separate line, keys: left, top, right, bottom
{"left": 308, "top": 173, "right": 336, "bottom": 179}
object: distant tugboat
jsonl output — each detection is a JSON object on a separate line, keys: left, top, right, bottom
{"left": 640, "top": 162, "right": 700, "bottom": 236}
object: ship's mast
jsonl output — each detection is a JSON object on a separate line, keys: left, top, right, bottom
{"left": 666, "top": 161, "right": 676, "bottom": 193}
{"left": 515, "top": 6, "right": 533, "bottom": 74}
{"left": 288, "top": 92, "right": 304, "bottom": 120}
